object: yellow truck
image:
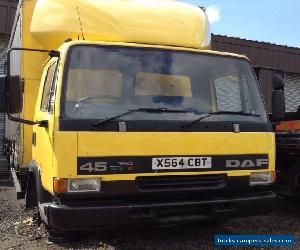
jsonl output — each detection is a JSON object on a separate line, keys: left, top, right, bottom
{"left": 0, "top": 0, "right": 284, "bottom": 234}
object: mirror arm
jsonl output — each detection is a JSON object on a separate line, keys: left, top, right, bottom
{"left": 7, "top": 114, "right": 47, "bottom": 127}
{"left": 6, "top": 47, "right": 60, "bottom": 82}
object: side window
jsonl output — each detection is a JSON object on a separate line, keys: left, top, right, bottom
{"left": 284, "top": 73, "right": 300, "bottom": 112}
{"left": 40, "top": 62, "right": 57, "bottom": 112}
{"left": 213, "top": 74, "right": 242, "bottom": 112}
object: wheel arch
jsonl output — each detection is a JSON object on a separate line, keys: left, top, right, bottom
{"left": 26, "top": 161, "right": 52, "bottom": 208}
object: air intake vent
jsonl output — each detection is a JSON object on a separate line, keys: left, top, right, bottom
{"left": 136, "top": 174, "right": 227, "bottom": 191}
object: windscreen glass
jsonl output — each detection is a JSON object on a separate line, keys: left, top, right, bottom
{"left": 63, "top": 45, "right": 267, "bottom": 122}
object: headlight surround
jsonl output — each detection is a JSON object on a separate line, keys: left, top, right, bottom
{"left": 249, "top": 172, "right": 275, "bottom": 186}
{"left": 67, "top": 178, "right": 101, "bottom": 193}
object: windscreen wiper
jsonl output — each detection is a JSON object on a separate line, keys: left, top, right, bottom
{"left": 92, "top": 108, "right": 192, "bottom": 128}
{"left": 181, "top": 111, "right": 260, "bottom": 128}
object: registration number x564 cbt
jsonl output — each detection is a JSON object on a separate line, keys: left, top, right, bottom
{"left": 152, "top": 157, "right": 212, "bottom": 170}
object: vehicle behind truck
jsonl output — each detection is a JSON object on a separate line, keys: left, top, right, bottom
{"left": 275, "top": 95, "right": 300, "bottom": 196}
{"left": 0, "top": 0, "right": 283, "bottom": 234}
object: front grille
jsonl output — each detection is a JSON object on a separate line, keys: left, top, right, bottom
{"left": 135, "top": 174, "right": 227, "bottom": 191}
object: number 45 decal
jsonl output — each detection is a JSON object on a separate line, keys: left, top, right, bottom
{"left": 79, "top": 162, "right": 108, "bottom": 173}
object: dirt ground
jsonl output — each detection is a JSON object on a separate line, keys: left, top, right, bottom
{"left": 1, "top": 180, "right": 299, "bottom": 250}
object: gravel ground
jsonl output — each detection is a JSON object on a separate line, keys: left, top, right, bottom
{"left": 1, "top": 181, "right": 300, "bottom": 250}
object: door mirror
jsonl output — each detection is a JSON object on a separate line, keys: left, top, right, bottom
{"left": 273, "top": 74, "right": 284, "bottom": 90}
{"left": 0, "top": 75, "right": 23, "bottom": 114}
{"left": 0, "top": 75, "right": 6, "bottom": 112}
{"left": 8, "top": 76, "right": 23, "bottom": 113}
{"left": 272, "top": 90, "right": 285, "bottom": 121}
{"left": 271, "top": 74, "right": 285, "bottom": 122}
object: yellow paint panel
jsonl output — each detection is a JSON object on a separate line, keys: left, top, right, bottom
{"left": 32, "top": 59, "right": 59, "bottom": 194}
{"left": 49, "top": 132, "right": 275, "bottom": 182}
{"left": 21, "top": 78, "right": 40, "bottom": 163}
{"left": 77, "top": 132, "right": 273, "bottom": 156}
{"left": 20, "top": 0, "right": 48, "bottom": 165}
{"left": 30, "top": 0, "right": 210, "bottom": 49}
{"left": 53, "top": 131, "right": 78, "bottom": 186}
{"left": 22, "top": 0, "right": 48, "bottom": 80}
{"left": 62, "top": 40, "right": 249, "bottom": 60}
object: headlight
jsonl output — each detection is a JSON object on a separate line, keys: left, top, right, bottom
{"left": 68, "top": 178, "right": 101, "bottom": 192}
{"left": 249, "top": 172, "right": 275, "bottom": 186}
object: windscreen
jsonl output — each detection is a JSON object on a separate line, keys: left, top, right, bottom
{"left": 63, "top": 45, "right": 267, "bottom": 123}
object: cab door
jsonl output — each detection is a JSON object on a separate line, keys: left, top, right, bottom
{"left": 32, "top": 59, "right": 58, "bottom": 193}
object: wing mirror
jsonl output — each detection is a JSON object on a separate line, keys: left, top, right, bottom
{"left": 271, "top": 74, "right": 285, "bottom": 122}
{"left": 0, "top": 75, "right": 23, "bottom": 114}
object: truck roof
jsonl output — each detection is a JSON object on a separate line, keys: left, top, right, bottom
{"left": 59, "top": 40, "right": 250, "bottom": 61}
{"left": 30, "top": 0, "right": 211, "bottom": 50}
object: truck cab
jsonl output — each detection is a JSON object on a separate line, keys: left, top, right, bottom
{"left": 28, "top": 40, "right": 277, "bottom": 230}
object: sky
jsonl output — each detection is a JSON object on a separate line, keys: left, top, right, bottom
{"left": 182, "top": 0, "right": 300, "bottom": 48}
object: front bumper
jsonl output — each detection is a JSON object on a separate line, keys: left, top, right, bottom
{"left": 40, "top": 192, "right": 276, "bottom": 231}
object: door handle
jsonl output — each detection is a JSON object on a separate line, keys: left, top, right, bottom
{"left": 32, "top": 132, "right": 36, "bottom": 146}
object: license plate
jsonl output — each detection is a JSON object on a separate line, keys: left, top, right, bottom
{"left": 152, "top": 157, "right": 212, "bottom": 170}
